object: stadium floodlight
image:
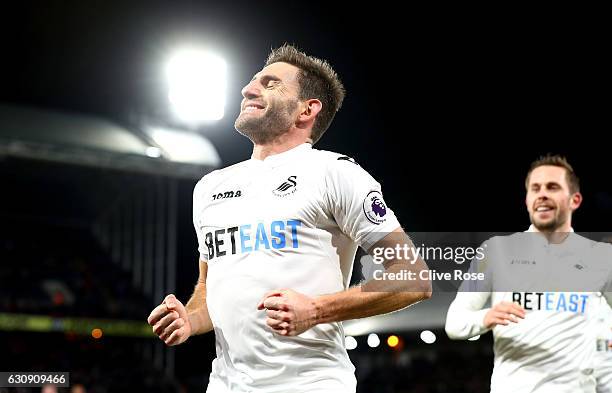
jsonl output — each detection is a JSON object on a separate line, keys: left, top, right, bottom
{"left": 166, "top": 49, "right": 226, "bottom": 123}
{"left": 420, "top": 330, "right": 436, "bottom": 344}
{"left": 367, "top": 333, "right": 380, "bottom": 348}
{"left": 345, "top": 336, "right": 358, "bottom": 350}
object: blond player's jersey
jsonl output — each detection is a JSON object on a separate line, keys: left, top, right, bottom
{"left": 446, "top": 230, "right": 612, "bottom": 393}
{"left": 595, "top": 296, "right": 612, "bottom": 393}
{"left": 193, "top": 143, "right": 400, "bottom": 393}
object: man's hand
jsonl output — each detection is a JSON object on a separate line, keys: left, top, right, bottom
{"left": 147, "top": 294, "right": 192, "bottom": 346}
{"left": 483, "top": 301, "right": 526, "bottom": 329}
{"left": 257, "top": 289, "right": 319, "bottom": 336}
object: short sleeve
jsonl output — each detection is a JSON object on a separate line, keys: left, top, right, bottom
{"left": 193, "top": 179, "right": 209, "bottom": 261}
{"left": 324, "top": 157, "right": 401, "bottom": 250}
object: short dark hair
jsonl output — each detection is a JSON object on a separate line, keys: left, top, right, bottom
{"left": 525, "top": 154, "right": 580, "bottom": 194}
{"left": 265, "top": 44, "right": 345, "bottom": 144}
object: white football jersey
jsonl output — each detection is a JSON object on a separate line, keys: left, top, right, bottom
{"left": 192, "top": 143, "right": 400, "bottom": 393}
{"left": 446, "top": 229, "right": 612, "bottom": 393}
{"left": 595, "top": 296, "right": 612, "bottom": 393}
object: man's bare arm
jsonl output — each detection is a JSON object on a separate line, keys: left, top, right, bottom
{"left": 258, "top": 228, "right": 432, "bottom": 336}
{"left": 147, "top": 259, "right": 213, "bottom": 345}
{"left": 185, "top": 259, "right": 214, "bottom": 335}
{"left": 314, "top": 228, "right": 431, "bottom": 323}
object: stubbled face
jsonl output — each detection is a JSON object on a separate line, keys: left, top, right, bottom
{"left": 526, "top": 165, "right": 579, "bottom": 231}
{"left": 235, "top": 62, "right": 301, "bottom": 144}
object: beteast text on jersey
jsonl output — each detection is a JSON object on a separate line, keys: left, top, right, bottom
{"left": 512, "top": 292, "right": 590, "bottom": 314}
{"left": 203, "top": 220, "right": 302, "bottom": 260}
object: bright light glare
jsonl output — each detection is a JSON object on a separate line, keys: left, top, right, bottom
{"left": 166, "top": 49, "right": 226, "bottom": 123}
{"left": 387, "top": 335, "right": 400, "bottom": 348}
{"left": 420, "top": 330, "right": 436, "bottom": 344}
{"left": 145, "top": 126, "right": 221, "bottom": 166}
{"left": 345, "top": 336, "right": 357, "bottom": 350}
{"left": 367, "top": 333, "right": 380, "bottom": 348}
{"left": 145, "top": 146, "right": 161, "bottom": 158}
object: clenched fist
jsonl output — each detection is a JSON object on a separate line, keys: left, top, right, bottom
{"left": 147, "top": 294, "right": 192, "bottom": 346}
{"left": 257, "top": 289, "right": 319, "bottom": 336}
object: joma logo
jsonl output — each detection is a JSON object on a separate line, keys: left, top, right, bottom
{"left": 212, "top": 190, "right": 242, "bottom": 201}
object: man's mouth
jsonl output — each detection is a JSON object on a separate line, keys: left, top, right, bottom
{"left": 242, "top": 103, "right": 265, "bottom": 113}
{"left": 535, "top": 205, "right": 554, "bottom": 213}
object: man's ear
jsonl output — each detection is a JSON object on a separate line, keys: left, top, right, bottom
{"left": 570, "top": 192, "right": 583, "bottom": 211}
{"left": 298, "top": 99, "right": 322, "bottom": 123}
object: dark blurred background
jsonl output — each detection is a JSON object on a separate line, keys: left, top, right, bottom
{"left": 0, "top": 2, "right": 609, "bottom": 392}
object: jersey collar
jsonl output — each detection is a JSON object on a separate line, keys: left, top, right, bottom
{"left": 527, "top": 225, "right": 574, "bottom": 233}
{"left": 250, "top": 142, "right": 312, "bottom": 167}
{"left": 526, "top": 224, "right": 583, "bottom": 249}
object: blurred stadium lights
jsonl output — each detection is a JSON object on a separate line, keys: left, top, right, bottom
{"left": 0, "top": 104, "right": 221, "bottom": 178}
{"left": 91, "top": 328, "right": 103, "bottom": 339}
{"left": 166, "top": 48, "right": 226, "bottom": 124}
{"left": 387, "top": 335, "right": 400, "bottom": 348}
{"left": 420, "top": 330, "right": 436, "bottom": 344}
{"left": 143, "top": 125, "right": 221, "bottom": 166}
{"left": 367, "top": 333, "right": 380, "bottom": 348}
{"left": 468, "top": 335, "right": 481, "bottom": 341}
{"left": 345, "top": 335, "right": 358, "bottom": 350}
{"left": 0, "top": 313, "right": 153, "bottom": 338}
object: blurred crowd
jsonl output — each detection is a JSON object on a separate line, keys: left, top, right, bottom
{"left": 0, "top": 222, "right": 150, "bottom": 319}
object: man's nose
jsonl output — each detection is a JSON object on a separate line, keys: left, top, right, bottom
{"left": 241, "top": 80, "right": 260, "bottom": 99}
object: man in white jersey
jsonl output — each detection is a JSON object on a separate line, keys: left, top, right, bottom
{"left": 445, "top": 155, "right": 612, "bottom": 393}
{"left": 147, "top": 44, "right": 432, "bottom": 393}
